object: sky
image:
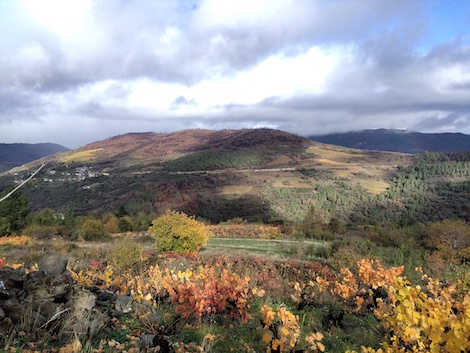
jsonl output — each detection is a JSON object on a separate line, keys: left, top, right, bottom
{"left": 1, "top": 0, "right": 470, "bottom": 148}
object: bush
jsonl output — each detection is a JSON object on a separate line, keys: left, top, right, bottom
{"left": 22, "top": 224, "right": 58, "bottom": 239}
{"left": 108, "top": 238, "right": 143, "bottom": 268}
{"left": 424, "top": 219, "right": 470, "bottom": 262}
{"left": 149, "top": 210, "right": 210, "bottom": 253}
{"left": 0, "top": 217, "right": 10, "bottom": 236}
{"left": 75, "top": 219, "right": 109, "bottom": 241}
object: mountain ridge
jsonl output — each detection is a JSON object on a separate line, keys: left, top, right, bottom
{"left": 0, "top": 142, "right": 70, "bottom": 172}
{"left": 73, "top": 128, "right": 311, "bottom": 162}
{"left": 309, "top": 129, "right": 470, "bottom": 153}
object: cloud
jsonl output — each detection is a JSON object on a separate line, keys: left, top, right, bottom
{"left": 413, "top": 113, "right": 470, "bottom": 132}
{"left": 1, "top": 0, "right": 470, "bottom": 147}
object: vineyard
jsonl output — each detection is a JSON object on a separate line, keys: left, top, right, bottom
{"left": 0, "top": 231, "right": 469, "bottom": 353}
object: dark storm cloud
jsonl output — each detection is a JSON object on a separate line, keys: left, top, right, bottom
{"left": 413, "top": 114, "right": 470, "bottom": 132}
{"left": 0, "top": 88, "right": 45, "bottom": 122}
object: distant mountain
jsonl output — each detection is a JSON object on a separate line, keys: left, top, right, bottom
{"left": 3, "top": 128, "right": 470, "bottom": 226}
{"left": 0, "top": 143, "right": 69, "bottom": 171}
{"left": 308, "top": 129, "right": 470, "bottom": 153}
{"left": 73, "top": 128, "right": 310, "bottom": 162}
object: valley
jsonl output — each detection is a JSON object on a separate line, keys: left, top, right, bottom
{"left": 0, "top": 128, "right": 469, "bottom": 353}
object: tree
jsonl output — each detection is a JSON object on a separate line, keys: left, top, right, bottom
{"left": 76, "top": 219, "right": 108, "bottom": 241}
{"left": 102, "top": 213, "right": 119, "bottom": 234}
{"left": 62, "top": 204, "right": 76, "bottom": 230}
{"left": 300, "top": 205, "right": 327, "bottom": 238}
{"left": 425, "top": 219, "right": 470, "bottom": 262}
{"left": 28, "top": 208, "right": 57, "bottom": 226}
{"left": 149, "top": 210, "right": 210, "bottom": 253}
{"left": 0, "top": 187, "right": 29, "bottom": 233}
{"left": 118, "top": 216, "right": 134, "bottom": 232}
{"left": 328, "top": 217, "right": 345, "bottom": 234}
{"left": 0, "top": 217, "right": 10, "bottom": 236}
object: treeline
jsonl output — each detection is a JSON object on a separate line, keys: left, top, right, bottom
{"left": 0, "top": 191, "right": 156, "bottom": 239}
{"left": 269, "top": 151, "right": 470, "bottom": 227}
{"left": 24, "top": 209, "right": 156, "bottom": 240}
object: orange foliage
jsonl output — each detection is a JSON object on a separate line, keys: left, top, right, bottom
{"left": 162, "top": 265, "right": 253, "bottom": 323}
{"left": 0, "top": 235, "right": 32, "bottom": 246}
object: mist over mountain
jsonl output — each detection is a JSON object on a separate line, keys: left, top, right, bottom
{"left": 0, "top": 143, "right": 70, "bottom": 171}
{"left": 309, "top": 129, "right": 470, "bottom": 154}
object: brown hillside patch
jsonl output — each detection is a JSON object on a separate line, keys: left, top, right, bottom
{"left": 307, "top": 146, "right": 365, "bottom": 160}
{"left": 69, "top": 129, "right": 312, "bottom": 169}
{"left": 265, "top": 154, "right": 299, "bottom": 167}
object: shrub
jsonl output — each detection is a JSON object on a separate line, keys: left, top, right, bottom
{"left": 0, "top": 217, "right": 10, "bottom": 236}
{"left": 108, "top": 238, "right": 143, "bottom": 268}
{"left": 118, "top": 217, "right": 134, "bottom": 232}
{"left": 149, "top": 210, "right": 210, "bottom": 253}
{"left": 75, "top": 219, "right": 109, "bottom": 241}
{"left": 22, "top": 224, "right": 58, "bottom": 239}
{"left": 102, "top": 213, "right": 119, "bottom": 234}
{"left": 424, "top": 219, "right": 470, "bottom": 263}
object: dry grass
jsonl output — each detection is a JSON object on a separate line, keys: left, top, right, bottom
{"left": 358, "top": 179, "right": 390, "bottom": 194}
{"left": 307, "top": 146, "right": 365, "bottom": 159}
{"left": 265, "top": 154, "right": 297, "bottom": 167}
{"left": 316, "top": 158, "right": 349, "bottom": 166}
{"left": 219, "top": 185, "right": 254, "bottom": 195}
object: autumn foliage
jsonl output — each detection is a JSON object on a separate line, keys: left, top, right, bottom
{"left": 261, "top": 305, "right": 325, "bottom": 353}
{"left": 162, "top": 265, "right": 254, "bottom": 323}
{"left": 363, "top": 268, "right": 470, "bottom": 353}
{"left": 2, "top": 249, "right": 469, "bottom": 352}
{"left": 149, "top": 210, "right": 210, "bottom": 253}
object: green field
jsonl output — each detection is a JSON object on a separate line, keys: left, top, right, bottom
{"left": 202, "top": 237, "right": 328, "bottom": 258}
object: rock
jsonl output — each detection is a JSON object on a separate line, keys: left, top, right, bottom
{"left": 0, "top": 254, "right": 162, "bottom": 344}
{"left": 2, "top": 302, "right": 23, "bottom": 323}
{"left": 40, "top": 300, "right": 64, "bottom": 322}
{"left": 141, "top": 334, "right": 171, "bottom": 351}
{"left": 71, "top": 289, "right": 96, "bottom": 314}
{"left": 115, "top": 295, "right": 133, "bottom": 313}
{"left": 95, "top": 290, "right": 114, "bottom": 307}
{"left": 27, "top": 272, "right": 73, "bottom": 300}
{"left": 141, "top": 334, "right": 157, "bottom": 347}
{"left": 38, "top": 254, "right": 68, "bottom": 276}
{"left": 0, "top": 290, "right": 11, "bottom": 300}
{"left": 0, "top": 266, "right": 26, "bottom": 288}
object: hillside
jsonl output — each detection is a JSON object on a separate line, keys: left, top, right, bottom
{"left": 2, "top": 128, "right": 470, "bottom": 226}
{"left": 309, "top": 129, "right": 470, "bottom": 153}
{"left": 0, "top": 142, "right": 69, "bottom": 171}
{"left": 67, "top": 128, "right": 310, "bottom": 164}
